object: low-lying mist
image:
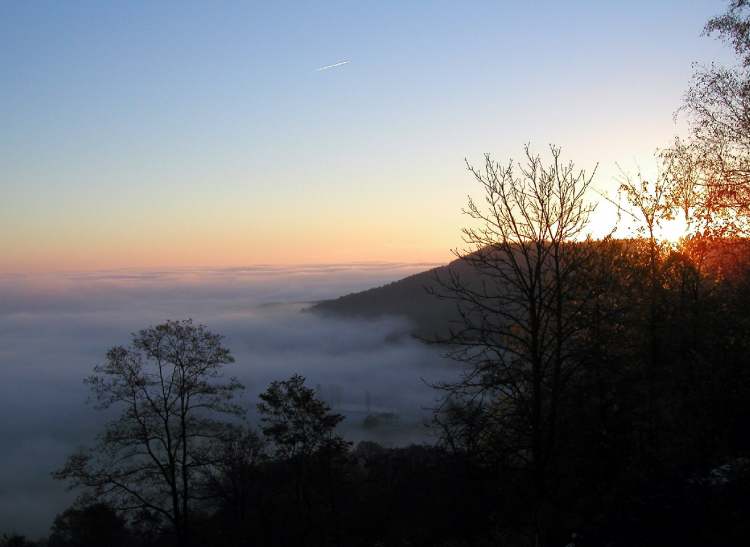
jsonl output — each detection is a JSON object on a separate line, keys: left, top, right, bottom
{"left": 0, "top": 263, "right": 457, "bottom": 536}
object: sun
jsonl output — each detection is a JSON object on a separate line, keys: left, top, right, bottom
{"left": 658, "top": 216, "right": 692, "bottom": 243}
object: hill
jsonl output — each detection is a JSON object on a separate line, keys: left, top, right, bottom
{"left": 311, "top": 237, "right": 750, "bottom": 339}
{"left": 310, "top": 259, "right": 473, "bottom": 338}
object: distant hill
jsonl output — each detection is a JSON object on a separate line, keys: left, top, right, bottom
{"left": 312, "top": 237, "right": 750, "bottom": 339}
{"left": 310, "top": 258, "right": 473, "bottom": 338}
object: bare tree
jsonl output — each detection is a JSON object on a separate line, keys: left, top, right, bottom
{"left": 431, "top": 145, "right": 596, "bottom": 546}
{"left": 618, "top": 169, "right": 674, "bottom": 245}
{"left": 54, "top": 319, "right": 244, "bottom": 547}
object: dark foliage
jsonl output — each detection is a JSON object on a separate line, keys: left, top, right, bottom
{"left": 27, "top": 240, "right": 750, "bottom": 547}
{"left": 48, "top": 503, "right": 130, "bottom": 547}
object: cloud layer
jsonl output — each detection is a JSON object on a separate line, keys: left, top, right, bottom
{"left": 0, "top": 264, "right": 456, "bottom": 537}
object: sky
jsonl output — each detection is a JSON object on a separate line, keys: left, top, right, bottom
{"left": 0, "top": 1, "right": 738, "bottom": 273}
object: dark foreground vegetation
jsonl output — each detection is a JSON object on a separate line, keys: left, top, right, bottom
{"left": 6, "top": 2, "right": 750, "bottom": 546}
{"left": 5, "top": 244, "right": 750, "bottom": 547}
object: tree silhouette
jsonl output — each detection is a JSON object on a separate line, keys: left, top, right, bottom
{"left": 48, "top": 503, "right": 129, "bottom": 547}
{"left": 257, "top": 374, "right": 349, "bottom": 546}
{"left": 258, "top": 374, "right": 347, "bottom": 460}
{"left": 431, "top": 145, "right": 596, "bottom": 546}
{"left": 0, "top": 535, "right": 37, "bottom": 547}
{"left": 680, "top": 0, "right": 750, "bottom": 235}
{"left": 54, "top": 319, "right": 244, "bottom": 547}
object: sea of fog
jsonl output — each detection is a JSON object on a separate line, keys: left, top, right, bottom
{"left": 0, "top": 263, "right": 459, "bottom": 537}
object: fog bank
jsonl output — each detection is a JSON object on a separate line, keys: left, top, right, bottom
{"left": 0, "top": 263, "right": 456, "bottom": 537}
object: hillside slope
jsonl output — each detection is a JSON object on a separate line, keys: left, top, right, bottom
{"left": 310, "top": 260, "right": 472, "bottom": 338}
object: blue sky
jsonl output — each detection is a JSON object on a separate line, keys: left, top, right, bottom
{"left": 0, "top": 1, "right": 736, "bottom": 271}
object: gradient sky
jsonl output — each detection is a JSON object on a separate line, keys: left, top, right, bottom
{"left": 0, "top": 1, "right": 736, "bottom": 273}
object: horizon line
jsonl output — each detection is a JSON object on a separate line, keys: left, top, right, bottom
{"left": 0, "top": 260, "right": 447, "bottom": 278}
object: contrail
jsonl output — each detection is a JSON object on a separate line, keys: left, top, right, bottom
{"left": 316, "top": 59, "right": 351, "bottom": 71}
